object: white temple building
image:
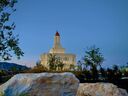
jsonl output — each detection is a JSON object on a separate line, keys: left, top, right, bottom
{"left": 40, "top": 31, "right": 76, "bottom": 69}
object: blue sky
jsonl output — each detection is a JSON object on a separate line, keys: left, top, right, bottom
{"left": 9, "top": 0, "right": 128, "bottom": 68}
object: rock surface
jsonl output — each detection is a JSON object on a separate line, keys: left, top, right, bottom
{"left": 77, "top": 83, "right": 128, "bottom": 96}
{"left": 0, "top": 72, "right": 79, "bottom": 96}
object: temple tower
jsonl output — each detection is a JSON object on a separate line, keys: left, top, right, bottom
{"left": 49, "top": 32, "right": 65, "bottom": 53}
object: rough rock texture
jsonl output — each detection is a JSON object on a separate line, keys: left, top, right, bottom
{"left": 77, "top": 83, "right": 128, "bottom": 96}
{"left": 0, "top": 72, "right": 79, "bottom": 96}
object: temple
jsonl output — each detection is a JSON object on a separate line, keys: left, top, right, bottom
{"left": 40, "top": 31, "right": 76, "bottom": 69}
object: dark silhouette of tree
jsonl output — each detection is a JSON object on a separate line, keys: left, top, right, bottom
{"left": 83, "top": 70, "right": 92, "bottom": 80}
{"left": 100, "top": 67, "right": 106, "bottom": 80}
{"left": 90, "top": 65, "right": 98, "bottom": 80}
{"left": 112, "top": 65, "right": 122, "bottom": 80}
{"left": 106, "top": 68, "right": 114, "bottom": 81}
{"left": 106, "top": 65, "right": 122, "bottom": 81}
{"left": 0, "top": 0, "right": 24, "bottom": 60}
{"left": 83, "top": 46, "right": 104, "bottom": 80}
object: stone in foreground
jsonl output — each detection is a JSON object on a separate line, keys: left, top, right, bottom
{"left": 77, "top": 83, "right": 128, "bottom": 96}
{"left": 0, "top": 72, "right": 79, "bottom": 96}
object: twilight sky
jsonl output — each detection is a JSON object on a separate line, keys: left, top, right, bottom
{"left": 9, "top": 0, "right": 128, "bottom": 68}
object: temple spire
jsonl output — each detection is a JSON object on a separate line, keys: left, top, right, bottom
{"left": 55, "top": 31, "right": 60, "bottom": 36}
{"left": 49, "top": 31, "right": 65, "bottom": 53}
{"left": 54, "top": 31, "right": 61, "bottom": 48}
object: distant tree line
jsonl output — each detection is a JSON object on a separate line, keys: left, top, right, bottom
{"left": 27, "top": 45, "right": 128, "bottom": 82}
{"left": 72, "top": 46, "right": 128, "bottom": 82}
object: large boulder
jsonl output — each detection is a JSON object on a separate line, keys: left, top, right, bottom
{"left": 77, "top": 83, "right": 128, "bottom": 96}
{"left": 0, "top": 72, "right": 79, "bottom": 96}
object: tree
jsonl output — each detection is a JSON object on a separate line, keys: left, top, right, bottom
{"left": 120, "top": 62, "right": 128, "bottom": 77}
{"left": 0, "top": 0, "right": 23, "bottom": 60}
{"left": 100, "top": 67, "right": 106, "bottom": 80}
{"left": 106, "top": 68, "right": 114, "bottom": 80}
{"left": 83, "top": 46, "right": 104, "bottom": 80}
{"left": 112, "top": 65, "right": 122, "bottom": 80}
{"left": 83, "top": 46, "right": 104, "bottom": 68}
{"left": 47, "top": 54, "right": 64, "bottom": 71}
{"left": 47, "top": 54, "right": 57, "bottom": 71}
{"left": 77, "top": 60, "right": 83, "bottom": 71}
{"left": 56, "top": 57, "right": 64, "bottom": 71}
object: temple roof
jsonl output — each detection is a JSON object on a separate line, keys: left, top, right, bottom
{"left": 55, "top": 31, "right": 60, "bottom": 36}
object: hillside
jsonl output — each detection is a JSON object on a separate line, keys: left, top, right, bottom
{"left": 0, "top": 62, "right": 29, "bottom": 71}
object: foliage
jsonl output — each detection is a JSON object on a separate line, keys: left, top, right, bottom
{"left": 47, "top": 54, "right": 56, "bottom": 70}
{"left": 120, "top": 62, "right": 128, "bottom": 77}
{"left": 83, "top": 46, "right": 104, "bottom": 68}
{"left": 0, "top": 0, "right": 24, "bottom": 60}
{"left": 25, "top": 64, "right": 48, "bottom": 73}
{"left": 83, "top": 46, "right": 104, "bottom": 80}
{"left": 69, "top": 64, "right": 76, "bottom": 71}
{"left": 47, "top": 54, "right": 64, "bottom": 71}
{"left": 72, "top": 71, "right": 85, "bottom": 81}
{"left": 90, "top": 65, "right": 98, "bottom": 80}
{"left": 0, "top": 70, "right": 7, "bottom": 75}
{"left": 123, "top": 72, "right": 128, "bottom": 77}
{"left": 55, "top": 57, "right": 64, "bottom": 71}
{"left": 100, "top": 67, "right": 106, "bottom": 80}
{"left": 76, "top": 60, "right": 83, "bottom": 71}
{"left": 105, "top": 65, "right": 122, "bottom": 80}
{"left": 0, "top": 69, "right": 13, "bottom": 83}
